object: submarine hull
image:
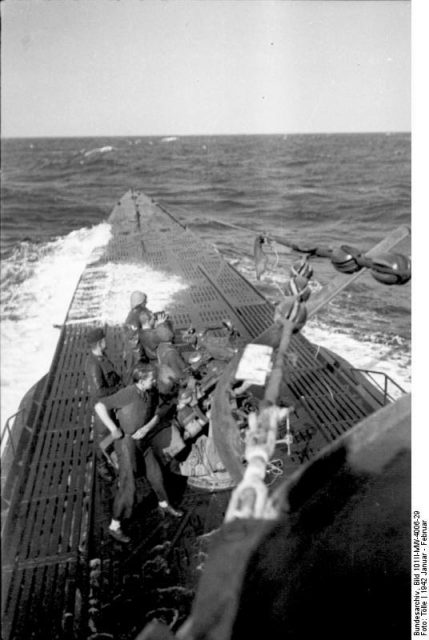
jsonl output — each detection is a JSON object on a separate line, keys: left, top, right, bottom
{"left": 1, "top": 191, "right": 399, "bottom": 640}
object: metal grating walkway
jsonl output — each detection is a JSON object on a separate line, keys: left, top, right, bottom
{"left": 1, "top": 190, "right": 387, "bottom": 639}
{"left": 2, "top": 325, "right": 94, "bottom": 640}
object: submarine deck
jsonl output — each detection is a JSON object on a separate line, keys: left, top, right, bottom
{"left": 1, "top": 191, "right": 390, "bottom": 640}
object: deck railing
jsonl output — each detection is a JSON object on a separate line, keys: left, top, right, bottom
{"left": 352, "top": 368, "right": 407, "bottom": 405}
{"left": 0, "top": 409, "right": 26, "bottom": 459}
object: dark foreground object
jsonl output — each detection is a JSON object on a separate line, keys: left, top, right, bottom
{"left": 161, "top": 393, "right": 410, "bottom": 640}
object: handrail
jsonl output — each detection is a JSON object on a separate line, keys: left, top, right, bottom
{"left": 352, "top": 368, "right": 406, "bottom": 404}
{"left": 1, "top": 409, "right": 26, "bottom": 458}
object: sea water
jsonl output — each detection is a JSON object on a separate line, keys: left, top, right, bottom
{"left": 1, "top": 134, "right": 411, "bottom": 430}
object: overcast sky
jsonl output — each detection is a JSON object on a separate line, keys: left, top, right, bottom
{"left": 2, "top": 0, "right": 411, "bottom": 137}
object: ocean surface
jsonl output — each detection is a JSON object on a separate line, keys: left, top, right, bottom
{"left": 1, "top": 134, "right": 411, "bottom": 431}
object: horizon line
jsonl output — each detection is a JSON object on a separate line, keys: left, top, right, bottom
{"left": 2, "top": 130, "right": 411, "bottom": 140}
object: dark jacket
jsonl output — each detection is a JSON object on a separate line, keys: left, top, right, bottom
{"left": 85, "top": 352, "right": 122, "bottom": 403}
{"left": 123, "top": 304, "right": 148, "bottom": 350}
{"left": 123, "top": 305, "right": 150, "bottom": 377}
{"left": 101, "top": 385, "right": 158, "bottom": 436}
{"left": 158, "top": 342, "right": 186, "bottom": 375}
{"left": 139, "top": 328, "right": 161, "bottom": 361}
{"left": 156, "top": 342, "right": 187, "bottom": 395}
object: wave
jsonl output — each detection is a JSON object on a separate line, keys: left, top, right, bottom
{"left": 303, "top": 318, "right": 411, "bottom": 395}
{"left": 232, "top": 252, "right": 411, "bottom": 350}
{"left": 0, "top": 217, "right": 411, "bottom": 432}
{"left": 0, "top": 222, "right": 193, "bottom": 429}
{"left": 1, "top": 134, "right": 411, "bottom": 425}
{"left": 83, "top": 145, "right": 115, "bottom": 158}
{"left": 286, "top": 159, "right": 310, "bottom": 168}
{"left": 0, "top": 223, "right": 112, "bottom": 427}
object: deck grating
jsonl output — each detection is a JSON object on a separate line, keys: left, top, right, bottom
{"left": 1, "top": 190, "right": 387, "bottom": 639}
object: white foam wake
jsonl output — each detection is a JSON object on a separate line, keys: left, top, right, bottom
{"left": 99, "top": 263, "right": 188, "bottom": 325}
{"left": 65, "top": 260, "right": 189, "bottom": 326}
{"left": 303, "top": 320, "right": 411, "bottom": 395}
{"left": 0, "top": 224, "right": 190, "bottom": 446}
{"left": 1, "top": 224, "right": 111, "bottom": 434}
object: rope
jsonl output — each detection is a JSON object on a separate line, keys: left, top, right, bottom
{"left": 157, "top": 200, "right": 411, "bottom": 285}
{"left": 270, "top": 240, "right": 280, "bottom": 272}
{"left": 272, "top": 281, "right": 287, "bottom": 298}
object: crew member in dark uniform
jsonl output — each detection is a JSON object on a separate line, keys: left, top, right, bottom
{"left": 156, "top": 322, "right": 187, "bottom": 397}
{"left": 123, "top": 291, "right": 149, "bottom": 381}
{"left": 95, "top": 362, "right": 183, "bottom": 544}
{"left": 138, "top": 309, "right": 163, "bottom": 361}
{"left": 123, "top": 290, "right": 174, "bottom": 380}
{"left": 85, "top": 327, "right": 122, "bottom": 481}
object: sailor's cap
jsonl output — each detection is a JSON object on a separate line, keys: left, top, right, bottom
{"left": 130, "top": 291, "right": 147, "bottom": 308}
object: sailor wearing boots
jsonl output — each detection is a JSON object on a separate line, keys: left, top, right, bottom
{"left": 95, "top": 362, "right": 183, "bottom": 544}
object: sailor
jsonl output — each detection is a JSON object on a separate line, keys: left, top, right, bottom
{"left": 85, "top": 327, "right": 123, "bottom": 482}
{"left": 124, "top": 292, "right": 172, "bottom": 375}
{"left": 94, "top": 362, "right": 183, "bottom": 544}
{"left": 155, "top": 323, "right": 188, "bottom": 397}
{"left": 125, "top": 291, "right": 148, "bottom": 328}
{"left": 138, "top": 309, "right": 164, "bottom": 361}
{"left": 123, "top": 291, "right": 150, "bottom": 381}
{"left": 124, "top": 291, "right": 169, "bottom": 347}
